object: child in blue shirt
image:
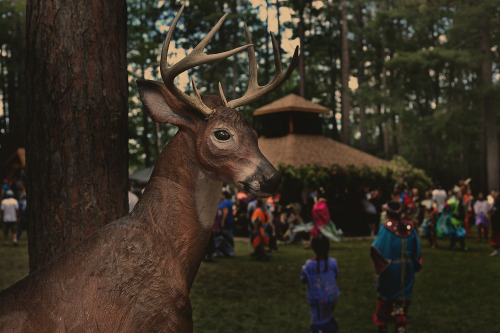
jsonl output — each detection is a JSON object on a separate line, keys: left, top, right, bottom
{"left": 301, "top": 235, "right": 340, "bottom": 333}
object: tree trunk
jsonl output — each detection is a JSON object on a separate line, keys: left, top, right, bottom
{"left": 7, "top": 15, "right": 27, "bottom": 149}
{"left": 340, "top": 0, "right": 351, "bottom": 144}
{"left": 25, "top": 0, "right": 129, "bottom": 272}
{"left": 481, "top": 23, "right": 498, "bottom": 192}
{"left": 0, "top": 47, "right": 6, "bottom": 142}
{"left": 275, "top": 0, "right": 283, "bottom": 95}
{"left": 355, "top": 4, "right": 366, "bottom": 151}
{"left": 230, "top": 0, "right": 239, "bottom": 100}
{"left": 298, "top": 4, "right": 306, "bottom": 98}
{"left": 140, "top": 65, "right": 152, "bottom": 167}
{"left": 380, "top": 58, "right": 389, "bottom": 156}
{"left": 391, "top": 114, "right": 398, "bottom": 155}
{"left": 329, "top": 54, "right": 340, "bottom": 141}
{"left": 264, "top": 0, "right": 270, "bottom": 83}
{"left": 276, "top": 0, "right": 282, "bottom": 53}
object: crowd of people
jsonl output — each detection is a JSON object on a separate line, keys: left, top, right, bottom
{"left": 376, "top": 181, "right": 500, "bottom": 257}
{"left": 201, "top": 186, "right": 345, "bottom": 263}
{"left": 4, "top": 173, "right": 499, "bottom": 332}
{"left": 198, "top": 179, "right": 499, "bottom": 333}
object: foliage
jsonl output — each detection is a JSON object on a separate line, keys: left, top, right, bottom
{"left": 1, "top": 0, "right": 499, "bottom": 187}
{"left": 0, "top": 0, "right": 26, "bottom": 160}
{"left": 277, "top": 158, "right": 432, "bottom": 205}
{"left": 127, "top": 0, "right": 178, "bottom": 170}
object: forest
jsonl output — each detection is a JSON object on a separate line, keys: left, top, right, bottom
{"left": 1, "top": 0, "right": 499, "bottom": 191}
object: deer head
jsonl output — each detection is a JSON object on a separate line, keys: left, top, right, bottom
{"left": 137, "top": 5, "right": 298, "bottom": 197}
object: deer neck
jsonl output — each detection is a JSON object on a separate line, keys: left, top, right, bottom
{"left": 132, "top": 131, "right": 221, "bottom": 286}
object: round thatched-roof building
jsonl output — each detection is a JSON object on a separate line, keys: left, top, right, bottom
{"left": 254, "top": 94, "right": 392, "bottom": 169}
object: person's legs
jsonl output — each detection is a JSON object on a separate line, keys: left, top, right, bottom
{"left": 459, "top": 237, "right": 467, "bottom": 251}
{"left": 310, "top": 317, "right": 338, "bottom": 333}
{"left": 3, "top": 222, "right": 8, "bottom": 245}
{"left": 12, "top": 222, "right": 18, "bottom": 245}
{"left": 449, "top": 236, "right": 456, "bottom": 250}
{"left": 374, "top": 299, "right": 391, "bottom": 332}
{"left": 394, "top": 300, "right": 410, "bottom": 333}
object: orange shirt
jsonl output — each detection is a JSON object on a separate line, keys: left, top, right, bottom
{"left": 251, "top": 208, "right": 269, "bottom": 225}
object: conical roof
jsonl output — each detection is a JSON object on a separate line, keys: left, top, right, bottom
{"left": 254, "top": 94, "right": 330, "bottom": 116}
{"left": 258, "top": 134, "right": 393, "bottom": 169}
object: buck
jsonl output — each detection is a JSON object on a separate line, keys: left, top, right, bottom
{"left": 0, "top": 6, "right": 298, "bottom": 332}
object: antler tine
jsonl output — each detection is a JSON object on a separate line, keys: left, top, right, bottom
{"left": 160, "top": 5, "right": 183, "bottom": 79}
{"left": 227, "top": 29, "right": 300, "bottom": 109}
{"left": 218, "top": 82, "right": 229, "bottom": 107}
{"left": 244, "top": 24, "right": 259, "bottom": 91}
{"left": 160, "top": 6, "right": 254, "bottom": 117}
{"left": 270, "top": 33, "right": 283, "bottom": 75}
{"left": 191, "top": 76, "right": 203, "bottom": 103}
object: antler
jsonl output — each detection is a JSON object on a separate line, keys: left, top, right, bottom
{"left": 221, "top": 24, "right": 299, "bottom": 109}
{"left": 161, "top": 5, "right": 299, "bottom": 116}
{"left": 160, "top": 5, "right": 253, "bottom": 117}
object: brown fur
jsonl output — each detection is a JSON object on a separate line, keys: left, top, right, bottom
{"left": 0, "top": 84, "right": 281, "bottom": 332}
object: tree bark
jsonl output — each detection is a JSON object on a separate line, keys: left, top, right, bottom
{"left": 298, "top": 4, "right": 306, "bottom": 97}
{"left": 340, "top": 0, "right": 351, "bottom": 144}
{"left": 26, "top": 0, "right": 129, "bottom": 272}
{"left": 230, "top": 0, "right": 239, "bottom": 100}
{"left": 480, "top": 22, "right": 498, "bottom": 192}
{"left": 329, "top": 53, "right": 340, "bottom": 141}
{"left": 355, "top": 5, "right": 366, "bottom": 151}
{"left": 7, "top": 14, "right": 27, "bottom": 149}
{"left": 264, "top": 0, "right": 270, "bottom": 83}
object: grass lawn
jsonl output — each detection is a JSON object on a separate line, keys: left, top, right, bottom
{"left": 1, "top": 232, "right": 499, "bottom": 332}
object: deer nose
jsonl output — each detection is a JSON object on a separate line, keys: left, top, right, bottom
{"left": 260, "top": 169, "right": 282, "bottom": 195}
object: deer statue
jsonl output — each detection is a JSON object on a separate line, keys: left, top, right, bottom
{"left": 0, "top": 5, "right": 298, "bottom": 333}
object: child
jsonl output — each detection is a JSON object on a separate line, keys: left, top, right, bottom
{"left": 251, "top": 218, "right": 270, "bottom": 260}
{"left": 301, "top": 235, "right": 340, "bottom": 333}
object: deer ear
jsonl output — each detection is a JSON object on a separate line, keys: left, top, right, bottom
{"left": 137, "top": 79, "right": 194, "bottom": 128}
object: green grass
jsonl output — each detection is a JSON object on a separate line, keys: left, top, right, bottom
{"left": 2, "top": 234, "right": 499, "bottom": 332}
{"left": 0, "top": 238, "right": 30, "bottom": 290}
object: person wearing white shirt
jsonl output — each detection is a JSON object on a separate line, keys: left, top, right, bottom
{"left": 1, "top": 190, "right": 20, "bottom": 245}
{"left": 474, "top": 192, "right": 491, "bottom": 243}
{"left": 432, "top": 185, "right": 447, "bottom": 213}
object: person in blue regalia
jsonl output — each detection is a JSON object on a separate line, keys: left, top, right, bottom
{"left": 370, "top": 200, "right": 422, "bottom": 333}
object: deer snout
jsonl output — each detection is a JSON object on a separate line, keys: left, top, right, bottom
{"left": 259, "top": 168, "right": 282, "bottom": 195}
{"left": 241, "top": 159, "right": 281, "bottom": 197}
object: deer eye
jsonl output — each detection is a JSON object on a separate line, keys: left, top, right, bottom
{"left": 214, "top": 130, "right": 231, "bottom": 141}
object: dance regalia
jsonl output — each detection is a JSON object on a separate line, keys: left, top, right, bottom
{"left": 463, "top": 193, "right": 474, "bottom": 237}
{"left": 371, "top": 218, "right": 422, "bottom": 329}
{"left": 474, "top": 200, "right": 490, "bottom": 227}
{"left": 418, "top": 199, "right": 437, "bottom": 237}
{"left": 311, "top": 200, "right": 330, "bottom": 237}
{"left": 436, "top": 206, "right": 463, "bottom": 239}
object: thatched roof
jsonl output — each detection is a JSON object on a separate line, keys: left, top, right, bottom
{"left": 254, "top": 94, "right": 330, "bottom": 116}
{"left": 258, "top": 134, "right": 393, "bottom": 169}
{"left": 3, "top": 148, "right": 25, "bottom": 169}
